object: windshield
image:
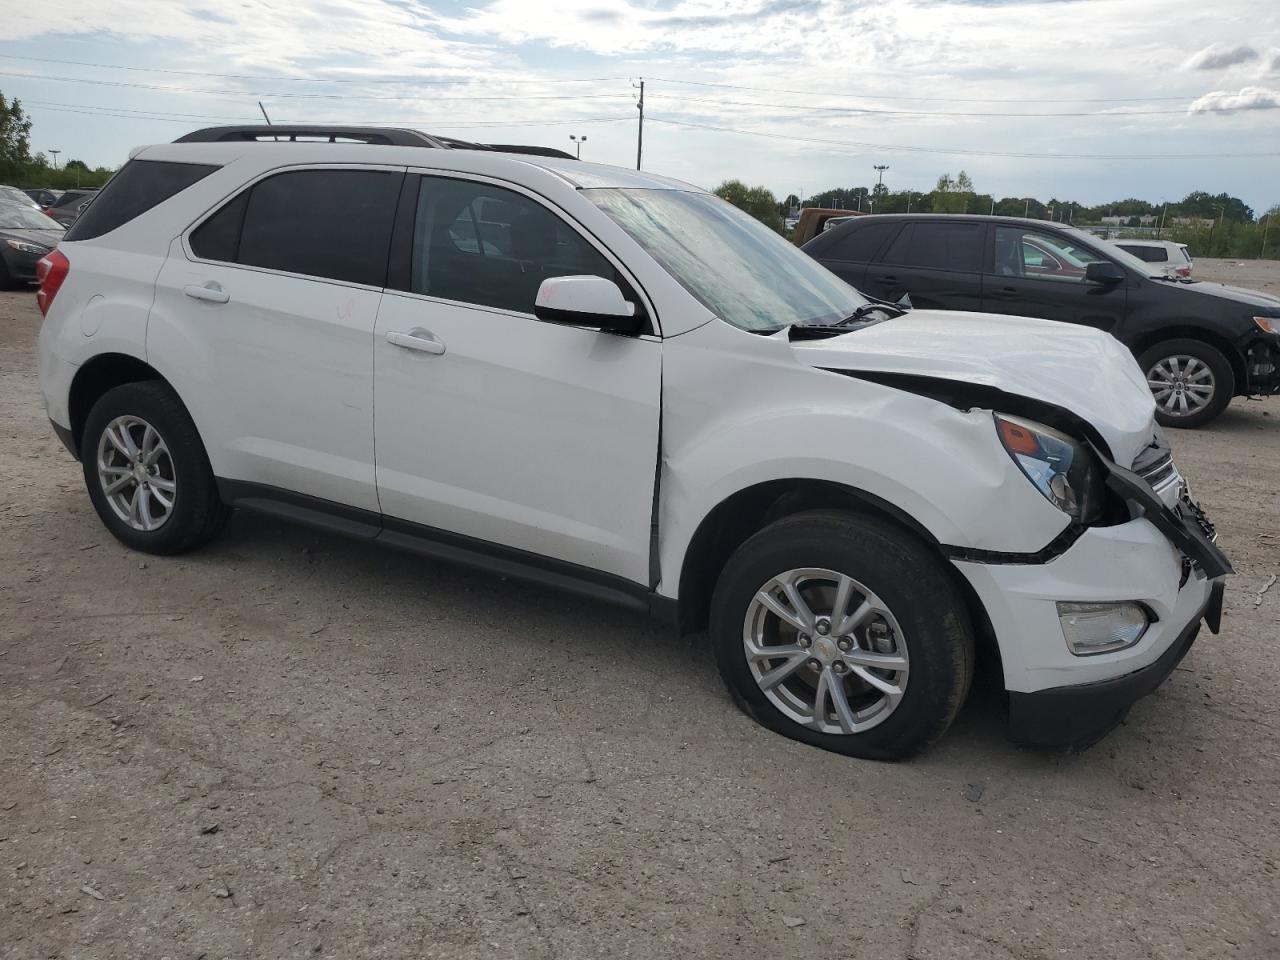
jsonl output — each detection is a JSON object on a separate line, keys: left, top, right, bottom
{"left": 0, "top": 204, "right": 63, "bottom": 230}
{"left": 587, "top": 188, "right": 867, "bottom": 332}
{"left": 0, "top": 186, "right": 35, "bottom": 206}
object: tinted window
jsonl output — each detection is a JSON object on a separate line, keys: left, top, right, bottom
{"left": 65, "top": 161, "right": 216, "bottom": 241}
{"left": 194, "top": 169, "right": 402, "bottom": 287}
{"left": 881, "top": 222, "right": 983, "bottom": 272}
{"left": 824, "top": 221, "right": 901, "bottom": 262}
{"left": 190, "top": 192, "right": 248, "bottom": 263}
{"left": 1120, "top": 245, "right": 1167, "bottom": 263}
{"left": 410, "top": 176, "right": 615, "bottom": 313}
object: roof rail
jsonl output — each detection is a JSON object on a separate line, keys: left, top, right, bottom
{"left": 172, "top": 126, "right": 579, "bottom": 160}
{"left": 173, "top": 125, "right": 467, "bottom": 148}
{"left": 486, "top": 144, "right": 577, "bottom": 160}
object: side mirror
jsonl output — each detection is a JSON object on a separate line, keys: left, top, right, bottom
{"left": 534, "top": 275, "right": 641, "bottom": 333}
{"left": 1085, "top": 261, "right": 1126, "bottom": 284}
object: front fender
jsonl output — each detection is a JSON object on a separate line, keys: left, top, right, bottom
{"left": 657, "top": 320, "right": 1069, "bottom": 596}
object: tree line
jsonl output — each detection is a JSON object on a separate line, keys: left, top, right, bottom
{"left": 716, "top": 172, "right": 1278, "bottom": 260}
{"left": 1, "top": 93, "right": 116, "bottom": 191}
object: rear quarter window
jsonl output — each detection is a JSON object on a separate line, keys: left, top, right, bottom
{"left": 65, "top": 160, "right": 219, "bottom": 241}
{"left": 821, "top": 221, "right": 902, "bottom": 263}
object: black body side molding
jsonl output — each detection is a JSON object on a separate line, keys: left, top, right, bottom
{"left": 215, "top": 479, "right": 678, "bottom": 623}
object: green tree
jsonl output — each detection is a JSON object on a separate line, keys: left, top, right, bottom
{"left": 0, "top": 91, "right": 33, "bottom": 183}
{"left": 713, "top": 179, "right": 784, "bottom": 232}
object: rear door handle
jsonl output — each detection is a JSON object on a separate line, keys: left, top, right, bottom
{"left": 877, "top": 274, "right": 898, "bottom": 283}
{"left": 183, "top": 282, "right": 229, "bottom": 304}
{"left": 385, "top": 328, "right": 446, "bottom": 355}
{"left": 991, "top": 286, "right": 1018, "bottom": 300}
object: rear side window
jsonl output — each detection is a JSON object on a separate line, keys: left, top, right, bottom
{"left": 191, "top": 169, "right": 402, "bottom": 287}
{"left": 823, "top": 221, "right": 901, "bottom": 263}
{"left": 65, "top": 160, "right": 218, "bottom": 241}
{"left": 1120, "top": 245, "right": 1166, "bottom": 263}
{"left": 881, "top": 222, "right": 984, "bottom": 272}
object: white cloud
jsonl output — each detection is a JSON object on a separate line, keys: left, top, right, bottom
{"left": 1182, "top": 42, "right": 1259, "bottom": 70}
{"left": 1188, "top": 86, "right": 1280, "bottom": 113}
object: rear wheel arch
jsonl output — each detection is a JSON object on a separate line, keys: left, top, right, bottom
{"left": 68, "top": 353, "right": 178, "bottom": 453}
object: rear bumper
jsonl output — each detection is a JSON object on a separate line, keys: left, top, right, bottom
{"left": 1007, "top": 579, "right": 1222, "bottom": 749}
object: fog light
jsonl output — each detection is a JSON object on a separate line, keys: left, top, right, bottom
{"left": 1057, "top": 601, "right": 1150, "bottom": 656}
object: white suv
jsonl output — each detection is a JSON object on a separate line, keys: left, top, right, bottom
{"left": 36, "top": 126, "right": 1231, "bottom": 759}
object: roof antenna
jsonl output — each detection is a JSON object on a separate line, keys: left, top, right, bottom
{"left": 258, "top": 102, "right": 279, "bottom": 141}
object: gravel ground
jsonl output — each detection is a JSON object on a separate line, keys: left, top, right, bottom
{"left": 2, "top": 261, "right": 1279, "bottom": 959}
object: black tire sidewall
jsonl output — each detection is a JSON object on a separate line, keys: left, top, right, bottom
{"left": 80, "top": 381, "right": 223, "bottom": 555}
{"left": 710, "top": 511, "right": 973, "bottom": 761}
{"left": 1138, "top": 338, "right": 1234, "bottom": 429}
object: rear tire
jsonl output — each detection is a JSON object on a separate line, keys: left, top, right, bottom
{"left": 710, "top": 511, "right": 974, "bottom": 761}
{"left": 81, "top": 381, "right": 228, "bottom": 554}
{"left": 1138, "top": 339, "right": 1234, "bottom": 429}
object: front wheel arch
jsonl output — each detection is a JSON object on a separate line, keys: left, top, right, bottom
{"left": 676, "top": 479, "right": 945, "bottom": 636}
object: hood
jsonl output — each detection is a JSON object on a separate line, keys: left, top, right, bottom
{"left": 1156, "top": 277, "right": 1280, "bottom": 313}
{"left": 0, "top": 227, "right": 62, "bottom": 251}
{"left": 789, "top": 309, "right": 1157, "bottom": 465}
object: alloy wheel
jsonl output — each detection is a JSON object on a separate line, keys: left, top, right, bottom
{"left": 743, "top": 567, "right": 909, "bottom": 735}
{"left": 96, "top": 415, "right": 176, "bottom": 532}
{"left": 1146, "top": 355, "right": 1215, "bottom": 418}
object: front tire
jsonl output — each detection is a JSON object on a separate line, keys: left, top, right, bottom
{"left": 710, "top": 511, "right": 974, "bottom": 761}
{"left": 81, "top": 381, "right": 227, "bottom": 554}
{"left": 1138, "top": 339, "right": 1234, "bottom": 429}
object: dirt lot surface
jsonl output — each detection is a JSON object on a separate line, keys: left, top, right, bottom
{"left": 2, "top": 261, "right": 1279, "bottom": 959}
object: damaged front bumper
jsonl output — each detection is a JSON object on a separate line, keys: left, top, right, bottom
{"left": 1245, "top": 338, "right": 1280, "bottom": 395}
{"left": 952, "top": 456, "right": 1232, "bottom": 750}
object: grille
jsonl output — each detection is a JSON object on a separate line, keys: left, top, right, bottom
{"left": 1137, "top": 451, "right": 1178, "bottom": 490}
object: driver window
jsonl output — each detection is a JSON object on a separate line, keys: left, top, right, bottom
{"left": 411, "top": 176, "right": 618, "bottom": 315}
{"left": 995, "top": 227, "right": 1101, "bottom": 283}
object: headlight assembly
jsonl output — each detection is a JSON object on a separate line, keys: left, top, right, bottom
{"left": 994, "top": 414, "right": 1104, "bottom": 523}
{"left": 1254, "top": 316, "right": 1280, "bottom": 335}
{"left": 5, "top": 239, "right": 48, "bottom": 255}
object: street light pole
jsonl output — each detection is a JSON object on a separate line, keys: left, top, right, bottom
{"left": 1024, "top": 198, "right": 1030, "bottom": 217}
{"left": 906, "top": 193, "right": 915, "bottom": 214}
{"left": 569, "top": 134, "right": 587, "bottom": 159}
{"left": 49, "top": 149, "right": 61, "bottom": 170}
{"left": 873, "top": 164, "right": 888, "bottom": 188}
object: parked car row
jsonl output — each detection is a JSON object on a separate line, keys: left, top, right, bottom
{"left": 33, "top": 126, "right": 1235, "bottom": 759}
{"left": 0, "top": 200, "right": 64, "bottom": 289}
{"left": 802, "top": 214, "right": 1280, "bottom": 427}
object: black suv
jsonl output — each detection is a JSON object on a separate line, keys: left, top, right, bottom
{"left": 803, "top": 214, "right": 1280, "bottom": 427}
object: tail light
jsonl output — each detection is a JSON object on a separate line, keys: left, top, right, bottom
{"left": 36, "top": 249, "right": 69, "bottom": 317}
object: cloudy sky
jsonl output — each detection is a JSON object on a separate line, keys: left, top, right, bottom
{"left": 3, "top": 0, "right": 1278, "bottom": 211}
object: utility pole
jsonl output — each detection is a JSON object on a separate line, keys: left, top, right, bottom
{"left": 1262, "top": 211, "right": 1272, "bottom": 260}
{"left": 990, "top": 197, "right": 996, "bottom": 215}
{"left": 1024, "top": 198, "right": 1030, "bottom": 217}
{"left": 906, "top": 193, "right": 915, "bottom": 214}
{"left": 635, "top": 78, "right": 644, "bottom": 171}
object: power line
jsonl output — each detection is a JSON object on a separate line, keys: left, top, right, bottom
{"left": 647, "top": 76, "right": 1192, "bottom": 104}
{"left": 652, "top": 93, "right": 1222, "bottom": 119}
{"left": 0, "top": 53, "right": 626, "bottom": 86}
{"left": 646, "top": 115, "right": 1280, "bottom": 161}
{"left": 0, "top": 70, "right": 629, "bottom": 102}
{"left": 24, "top": 100, "right": 635, "bottom": 129}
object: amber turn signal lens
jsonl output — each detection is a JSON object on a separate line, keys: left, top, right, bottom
{"left": 996, "top": 416, "right": 1040, "bottom": 456}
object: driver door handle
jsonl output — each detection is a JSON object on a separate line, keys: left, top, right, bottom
{"left": 385, "top": 328, "right": 446, "bottom": 355}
